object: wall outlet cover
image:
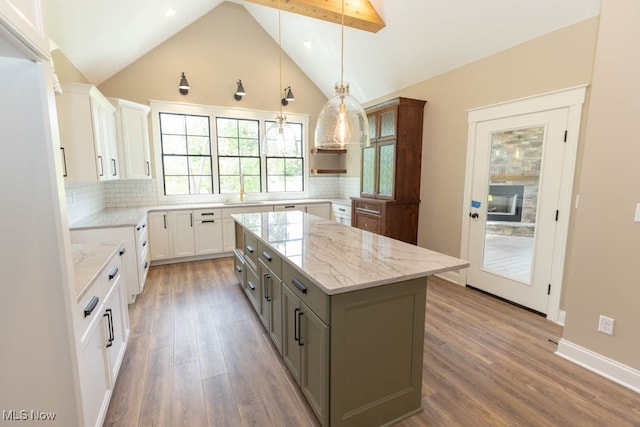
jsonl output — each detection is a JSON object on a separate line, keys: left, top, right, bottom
{"left": 598, "top": 315, "right": 615, "bottom": 335}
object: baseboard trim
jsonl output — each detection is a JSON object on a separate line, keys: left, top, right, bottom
{"left": 555, "top": 310, "right": 566, "bottom": 326}
{"left": 435, "top": 270, "right": 461, "bottom": 285}
{"left": 556, "top": 339, "right": 640, "bottom": 394}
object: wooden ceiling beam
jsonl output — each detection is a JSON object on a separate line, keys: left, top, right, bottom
{"left": 243, "top": 0, "right": 385, "bottom": 33}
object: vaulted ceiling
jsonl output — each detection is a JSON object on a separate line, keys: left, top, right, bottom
{"left": 44, "top": 0, "right": 600, "bottom": 103}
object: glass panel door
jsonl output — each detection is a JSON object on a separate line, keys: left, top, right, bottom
{"left": 379, "top": 109, "right": 396, "bottom": 139}
{"left": 361, "top": 146, "right": 376, "bottom": 196}
{"left": 482, "top": 126, "right": 544, "bottom": 284}
{"left": 377, "top": 142, "right": 395, "bottom": 198}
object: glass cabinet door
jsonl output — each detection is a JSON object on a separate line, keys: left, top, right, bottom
{"left": 379, "top": 108, "right": 396, "bottom": 140}
{"left": 361, "top": 146, "right": 376, "bottom": 196}
{"left": 377, "top": 142, "right": 395, "bottom": 198}
{"left": 367, "top": 113, "right": 378, "bottom": 142}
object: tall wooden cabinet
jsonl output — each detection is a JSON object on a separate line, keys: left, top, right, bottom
{"left": 352, "top": 97, "right": 426, "bottom": 244}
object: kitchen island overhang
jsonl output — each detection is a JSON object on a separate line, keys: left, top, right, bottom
{"left": 232, "top": 211, "right": 468, "bottom": 426}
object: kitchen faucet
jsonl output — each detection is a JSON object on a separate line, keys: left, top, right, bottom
{"left": 240, "top": 173, "right": 245, "bottom": 202}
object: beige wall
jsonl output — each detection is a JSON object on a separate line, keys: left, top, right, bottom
{"left": 364, "top": 18, "right": 599, "bottom": 260}
{"left": 52, "top": 49, "right": 89, "bottom": 83}
{"left": 562, "top": 0, "right": 640, "bottom": 370}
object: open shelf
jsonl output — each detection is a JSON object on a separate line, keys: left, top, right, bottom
{"left": 311, "top": 168, "right": 347, "bottom": 175}
{"left": 311, "top": 148, "right": 347, "bottom": 154}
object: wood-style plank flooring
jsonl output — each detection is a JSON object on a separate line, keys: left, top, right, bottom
{"left": 104, "top": 257, "right": 640, "bottom": 426}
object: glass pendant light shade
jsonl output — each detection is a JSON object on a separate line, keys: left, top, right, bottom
{"left": 315, "top": 83, "right": 370, "bottom": 149}
{"left": 263, "top": 115, "right": 298, "bottom": 157}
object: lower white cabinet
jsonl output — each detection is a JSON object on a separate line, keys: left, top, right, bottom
{"left": 195, "top": 218, "right": 224, "bottom": 254}
{"left": 149, "top": 211, "right": 171, "bottom": 261}
{"left": 170, "top": 210, "right": 196, "bottom": 257}
{"left": 331, "top": 203, "right": 352, "bottom": 225}
{"left": 274, "top": 203, "right": 331, "bottom": 220}
{"left": 75, "top": 245, "right": 129, "bottom": 427}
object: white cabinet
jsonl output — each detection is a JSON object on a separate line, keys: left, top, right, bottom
{"left": 170, "top": 210, "right": 196, "bottom": 257}
{"left": 274, "top": 203, "right": 331, "bottom": 220}
{"left": 149, "top": 211, "right": 171, "bottom": 261}
{"left": 110, "top": 98, "right": 152, "bottom": 180}
{"left": 57, "top": 82, "right": 119, "bottom": 182}
{"left": 0, "top": 0, "right": 48, "bottom": 59}
{"left": 222, "top": 205, "right": 273, "bottom": 252}
{"left": 194, "top": 208, "right": 223, "bottom": 255}
{"left": 331, "top": 203, "right": 352, "bottom": 225}
{"left": 75, "top": 245, "right": 129, "bottom": 427}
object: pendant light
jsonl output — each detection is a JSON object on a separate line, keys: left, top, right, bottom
{"left": 314, "top": 0, "right": 370, "bottom": 149}
{"left": 263, "top": 0, "right": 297, "bottom": 157}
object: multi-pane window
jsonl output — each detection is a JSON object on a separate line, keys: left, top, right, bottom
{"left": 216, "top": 118, "right": 261, "bottom": 194}
{"left": 159, "top": 113, "right": 212, "bottom": 195}
{"left": 265, "top": 120, "right": 304, "bottom": 192}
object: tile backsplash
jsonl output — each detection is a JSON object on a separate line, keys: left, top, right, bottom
{"left": 66, "top": 175, "right": 359, "bottom": 223}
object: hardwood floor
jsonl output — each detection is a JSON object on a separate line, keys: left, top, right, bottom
{"left": 104, "top": 257, "right": 640, "bottom": 426}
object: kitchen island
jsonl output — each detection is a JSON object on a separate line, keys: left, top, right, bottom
{"left": 232, "top": 211, "right": 468, "bottom": 427}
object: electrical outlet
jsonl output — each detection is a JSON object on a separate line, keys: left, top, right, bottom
{"left": 598, "top": 315, "right": 615, "bottom": 335}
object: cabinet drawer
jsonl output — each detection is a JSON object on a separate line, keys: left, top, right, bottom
{"left": 332, "top": 203, "right": 351, "bottom": 216}
{"left": 258, "top": 240, "right": 282, "bottom": 279}
{"left": 193, "top": 208, "right": 222, "bottom": 220}
{"left": 244, "top": 230, "right": 258, "bottom": 268}
{"left": 234, "top": 250, "right": 246, "bottom": 286}
{"left": 282, "top": 263, "right": 330, "bottom": 324}
{"left": 102, "top": 252, "right": 123, "bottom": 296}
{"left": 355, "top": 213, "right": 381, "bottom": 233}
{"left": 75, "top": 279, "right": 104, "bottom": 335}
{"left": 245, "top": 263, "right": 261, "bottom": 313}
{"left": 354, "top": 200, "right": 382, "bottom": 215}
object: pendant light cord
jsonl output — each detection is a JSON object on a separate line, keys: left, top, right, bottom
{"left": 278, "top": 0, "right": 283, "bottom": 117}
{"left": 340, "top": 0, "right": 345, "bottom": 87}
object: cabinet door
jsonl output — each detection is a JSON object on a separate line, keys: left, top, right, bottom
{"left": 258, "top": 263, "right": 271, "bottom": 330}
{"left": 282, "top": 285, "right": 302, "bottom": 383}
{"left": 245, "top": 264, "right": 261, "bottom": 314}
{"left": 377, "top": 142, "right": 396, "bottom": 199}
{"left": 222, "top": 218, "right": 236, "bottom": 252}
{"left": 103, "top": 111, "right": 120, "bottom": 180}
{"left": 378, "top": 107, "right": 397, "bottom": 140}
{"left": 89, "top": 99, "right": 108, "bottom": 181}
{"left": 304, "top": 203, "right": 331, "bottom": 220}
{"left": 300, "top": 304, "right": 329, "bottom": 426}
{"left": 194, "top": 219, "right": 223, "bottom": 255}
{"left": 78, "top": 314, "right": 109, "bottom": 427}
{"left": 170, "top": 211, "right": 195, "bottom": 257}
{"left": 0, "top": 0, "right": 48, "bottom": 59}
{"left": 361, "top": 146, "right": 377, "bottom": 198}
{"left": 104, "top": 274, "right": 128, "bottom": 385}
{"left": 148, "top": 211, "right": 171, "bottom": 260}
{"left": 367, "top": 113, "right": 378, "bottom": 142}
{"left": 268, "top": 276, "right": 283, "bottom": 355}
{"left": 114, "top": 102, "right": 152, "bottom": 180}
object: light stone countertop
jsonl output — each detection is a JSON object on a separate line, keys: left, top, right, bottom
{"left": 233, "top": 211, "right": 469, "bottom": 295}
{"left": 71, "top": 241, "right": 123, "bottom": 300}
{"left": 68, "top": 199, "right": 349, "bottom": 230}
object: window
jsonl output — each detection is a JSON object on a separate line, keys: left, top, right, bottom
{"left": 151, "top": 101, "right": 309, "bottom": 200}
{"left": 159, "top": 113, "right": 212, "bottom": 195}
{"left": 216, "top": 117, "right": 261, "bottom": 194}
{"left": 265, "top": 121, "right": 304, "bottom": 192}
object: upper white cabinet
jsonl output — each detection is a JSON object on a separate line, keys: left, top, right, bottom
{"left": 0, "top": 0, "right": 48, "bottom": 60}
{"left": 57, "top": 82, "right": 119, "bottom": 182}
{"left": 110, "top": 98, "right": 152, "bottom": 180}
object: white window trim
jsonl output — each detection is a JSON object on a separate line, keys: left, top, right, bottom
{"left": 149, "top": 100, "right": 310, "bottom": 204}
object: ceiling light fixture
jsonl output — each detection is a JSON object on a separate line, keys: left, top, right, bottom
{"left": 165, "top": 8, "right": 176, "bottom": 18}
{"left": 178, "top": 72, "right": 190, "bottom": 95}
{"left": 234, "top": 79, "right": 246, "bottom": 101}
{"left": 263, "top": 0, "right": 297, "bottom": 156}
{"left": 314, "top": 0, "right": 369, "bottom": 149}
{"left": 281, "top": 86, "right": 295, "bottom": 106}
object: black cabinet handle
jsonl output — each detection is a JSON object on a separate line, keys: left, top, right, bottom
{"left": 146, "top": 161, "right": 150, "bottom": 176}
{"left": 338, "top": 208, "right": 346, "bottom": 212}
{"left": 291, "top": 278, "right": 307, "bottom": 294}
{"left": 262, "top": 251, "right": 272, "bottom": 262}
{"left": 104, "top": 308, "right": 114, "bottom": 348}
{"left": 142, "top": 223, "right": 146, "bottom": 229}
{"left": 235, "top": 265, "right": 242, "bottom": 273}
{"left": 163, "top": 214, "right": 167, "bottom": 229}
{"left": 83, "top": 296, "right": 99, "bottom": 318}
{"left": 294, "top": 308, "right": 300, "bottom": 342}
{"left": 60, "top": 147, "right": 68, "bottom": 177}
{"left": 201, "top": 212, "right": 215, "bottom": 216}
{"left": 284, "top": 205, "right": 295, "bottom": 209}
{"left": 98, "top": 155, "right": 104, "bottom": 177}
{"left": 202, "top": 220, "right": 216, "bottom": 224}
{"left": 136, "top": 225, "right": 141, "bottom": 231}
{"left": 111, "top": 158, "right": 117, "bottom": 176}
{"left": 248, "top": 281, "right": 256, "bottom": 291}
{"left": 246, "top": 245, "right": 254, "bottom": 254}
{"left": 144, "top": 261, "right": 149, "bottom": 269}
{"left": 263, "top": 273, "right": 271, "bottom": 301}
{"left": 108, "top": 267, "right": 119, "bottom": 280}
{"left": 190, "top": 212, "right": 193, "bottom": 227}
{"left": 142, "top": 241, "right": 147, "bottom": 247}
{"left": 119, "top": 248, "right": 126, "bottom": 256}
{"left": 297, "top": 310, "right": 304, "bottom": 346}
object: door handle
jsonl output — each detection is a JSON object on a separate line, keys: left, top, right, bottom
{"left": 469, "top": 212, "right": 479, "bottom": 219}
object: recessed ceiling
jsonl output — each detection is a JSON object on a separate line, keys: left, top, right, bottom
{"left": 44, "top": 0, "right": 601, "bottom": 103}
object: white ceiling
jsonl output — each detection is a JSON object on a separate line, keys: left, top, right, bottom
{"left": 45, "top": 0, "right": 601, "bottom": 103}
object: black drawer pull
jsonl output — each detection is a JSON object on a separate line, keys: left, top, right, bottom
{"left": 136, "top": 225, "right": 141, "bottom": 231}
{"left": 201, "top": 212, "right": 215, "bottom": 216}
{"left": 144, "top": 261, "right": 149, "bottom": 269}
{"left": 84, "top": 296, "right": 99, "bottom": 318}
{"left": 246, "top": 245, "right": 254, "bottom": 254}
{"left": 202, "top": 220, "right": 216, "bottom": 224}
{"left": 248, "top": 281, "right": 256, "bottom": 291}
{"left": 119, "top": 248, "right": 126, "bottom": 256}
{"left": 291, "top": 278, "right": 307, "bottom": 294}
{"left": 294, "top": 308, "right": 300, "bottom": 342}
{"left": 338, "top": 208, "right": 346, "bottom": 212}
{"left": 142, "top": 241, "right": 147, "bottom": 247}
{"left": 235, "top": 265, "right": 242, "bottom": 273}
{"left": 108, "top": 267, "right": 119, "bottom": 280}
{"left": 297, "top": 309, "right": 304, "bottom": 346}
{"left": 262, "top": 251, "right": 272, "bottom": 262}
{"left": 284, "top": 205, "right": 296, "bottom": 209}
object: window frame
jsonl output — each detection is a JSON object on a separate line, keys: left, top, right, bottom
{"left": 149, "top": 100, "right": 310, "bottom": 204}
